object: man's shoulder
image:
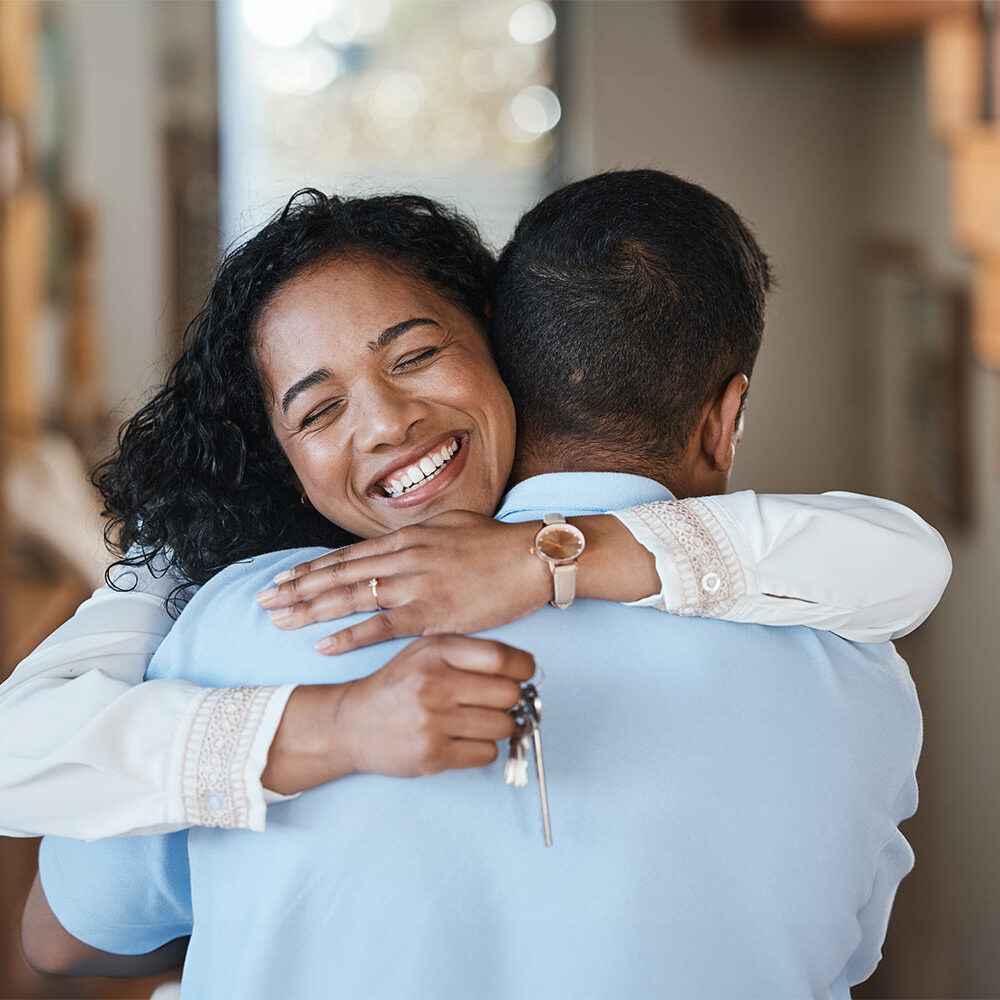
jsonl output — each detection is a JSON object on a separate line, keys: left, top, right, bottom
{"left": 146, "top": 545, "right": 389, "bottom": 686}
{"left": 211, "top": 546, "right": 331, "bottom": 591}
{"left": 179, "top": 547, "right": 333, "bottom": 615}
{"left": 146, "top": 547, "right": 327, "bottom": 676}
{"left": 491, "top": 602, "right": 918, "bottom": 727}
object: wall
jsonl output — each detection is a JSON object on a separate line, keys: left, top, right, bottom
{"left": 564, "top": 5, "right": 1000, "bottom": 996}
{"left": 858, "top": 41, "right": 1000, "bottom": 997}
{"left": 562, "top": 1, "right": 870, "bottom": 494}
{"left": 52, "top": 0, "right": 168, "bottom": 418}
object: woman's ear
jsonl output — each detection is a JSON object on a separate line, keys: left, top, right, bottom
{"left": 482, "top": 300, "right": 492, "bottom": 318}
{"left": 287, "top": 470, "right": 310, "bottom": 507}
{"left": 701, "top": 374, "right": 749, "bottom": 473}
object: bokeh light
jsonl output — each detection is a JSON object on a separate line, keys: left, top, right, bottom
{"left": 242, "top": 0, "right": 321, "bottom": 48}
{"left": 508, "top": 84, "right": 560, "bottom": 138}
{"left": 316, "top": 3, "right": 363, "bottom": 46}
{"left": 225, "top": 0, "right": 559, "bottom": 249}
{"left": 508, "top": 2, "right": 556, "bottom": 45}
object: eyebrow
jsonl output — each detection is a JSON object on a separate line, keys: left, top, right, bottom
{"left": 281, "top": 368, "right": 334, "bottom": 414}
{"left": 279, "top": 317, "right": 441, "bottom": 413}
{"left": 368, "top": 316, "right": 440, "bottom": 352}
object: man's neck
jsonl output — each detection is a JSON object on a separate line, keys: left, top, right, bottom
{"left": 508, "top": 446, "right": 683, "bottom": 497}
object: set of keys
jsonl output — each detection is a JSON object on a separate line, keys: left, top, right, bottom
{"left": 504, "top": 683, "right": 553, "bottom": 847}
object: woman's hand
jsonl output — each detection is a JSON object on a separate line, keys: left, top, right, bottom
{"left": 256, "top": 511, "right": 552, "bottom": 654}
{"left": 261, "top": 634, "right": 534, "bottom": 793}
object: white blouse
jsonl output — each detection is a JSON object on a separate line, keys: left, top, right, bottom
{"left": 0, "top": 491, "right": 950, "bottom": 841}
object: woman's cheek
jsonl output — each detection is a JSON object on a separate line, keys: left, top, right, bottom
{"left": 291, "top": 435, "right": 347, "bottom": 504}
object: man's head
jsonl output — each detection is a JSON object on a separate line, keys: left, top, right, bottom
{"left": 491, "top": 169, "right": 771, "bottom": 497}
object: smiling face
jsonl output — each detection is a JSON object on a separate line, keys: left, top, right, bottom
{"left": 254, "top": 255, "right": 517, "bottom": 539}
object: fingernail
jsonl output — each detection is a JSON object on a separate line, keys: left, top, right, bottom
{"left": 270, "top": 607, "right": 292, "bottom": 621}
{"left": 315, "top": 636, "right": 336, "bottom": 653}
{"left": 257, "top": 587, "right": 278, "bottom": 603}
{"left": 273, "top": 570, "right": 295, "bottom": 584}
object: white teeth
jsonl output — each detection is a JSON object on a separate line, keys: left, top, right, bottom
{"left": 380, "top": 438, "right": 462, "bottom": 497}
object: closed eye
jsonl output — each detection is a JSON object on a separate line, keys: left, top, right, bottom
{"left": 301, "top": 401, "right": 343, "bottom": 429}
{"left": 395, "top": 347, "right": 440, "bottom": 371}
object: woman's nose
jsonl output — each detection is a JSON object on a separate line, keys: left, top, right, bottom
{"left": 352, "top": 384, "right": 426, "bottom": 453}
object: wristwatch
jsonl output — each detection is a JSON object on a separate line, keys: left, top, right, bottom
{"left": 531, "top": 514, "right": 586, "bottom": 609}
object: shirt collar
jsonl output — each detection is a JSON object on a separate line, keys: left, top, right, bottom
{"left": 496, "top": 472, "right": 675, "bottom": 521}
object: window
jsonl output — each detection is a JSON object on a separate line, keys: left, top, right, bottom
{"left": 218, "top": 0, "right": 560, "bottom": 249}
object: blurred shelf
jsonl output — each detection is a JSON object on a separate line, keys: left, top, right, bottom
{"left": 973, "top": 259, "right": 1000, "bottom": 367}
{"left": 951, "top": 127, "right": 1000, "bottom": 258}
{"left": 687, "top": 0, "right": 977, "bottom": 49}
{"left": 803, "top": 0, "right": 978, "bottom": 40}
{"left": 0, "top": 0, "right": 38, "bottom": 115}
{"left": 926, "top": 10, "right": 999, "bottom": 141}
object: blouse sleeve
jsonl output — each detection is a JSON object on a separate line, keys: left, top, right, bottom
{"left": 0, "top": 558, "right": 296, "bottom": 840}
{"left": 611, "top": 491, "right": 951, "bottom": 643}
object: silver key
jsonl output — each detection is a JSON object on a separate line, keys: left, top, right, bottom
{"left": 504, "top": 685, "right": 554, "bottom": 846}
{"left": 504, "top": 712, "right": 530, "bottom": 788}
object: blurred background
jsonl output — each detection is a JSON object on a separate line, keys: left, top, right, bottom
{"left": 1, "top": 0, "right": 998, "bottom": 996}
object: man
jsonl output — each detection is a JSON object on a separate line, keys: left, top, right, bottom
{"left": 25, "top": 171, "right": 921, "bottom": 997}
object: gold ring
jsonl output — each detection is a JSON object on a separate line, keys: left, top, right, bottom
{"left": 369, "top": 577, "right": 382, "bottom": 611}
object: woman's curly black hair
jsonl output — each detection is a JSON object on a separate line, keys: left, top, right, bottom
{"left": 94, "top": 188, "right": 497, "bottom": 611}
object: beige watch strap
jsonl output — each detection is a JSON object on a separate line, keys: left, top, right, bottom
{"left": 551, "top": 562, "right": 577, "bottom": 609}
{"left": 544, "top": 514, "right": 577, "bottom": 609}
{"left": 536, "top": 513, "right": 583, "bottom": 609}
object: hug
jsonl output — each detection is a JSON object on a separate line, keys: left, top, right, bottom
{"left": 4, "top": 169, "right": 949, "bottom": 997}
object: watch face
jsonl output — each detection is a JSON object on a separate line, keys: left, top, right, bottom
{"left": 537, "top": 524, "right": 586, "bottom": 562}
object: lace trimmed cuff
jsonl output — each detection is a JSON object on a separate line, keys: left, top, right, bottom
{"left": 179, "top": 685, "right": 295, "bottom": 830}
{"left": 612, "top": 498, "right": 747, "bottom": 617}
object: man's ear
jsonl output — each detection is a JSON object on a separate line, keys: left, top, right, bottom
{"left": 701, "top": 374, "right": 748, "bottom": 473}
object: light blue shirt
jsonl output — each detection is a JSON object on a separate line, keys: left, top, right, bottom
{"left": 40, "top": 473, "right": 921, "bottom": 999}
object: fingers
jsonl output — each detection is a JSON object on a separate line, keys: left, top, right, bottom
{"left": 272, "top": 551, "right": 342, "bottom": 586}
{"left": 316, "top": 609, "right": 417, "bottom": 654}
{"left": 337, "top": 631, "right": 531, "bottom": 778}
{"left": 259, "top": 553, "right": 403, "bottom": 614}
{"left": 272, "top": 537, "right": 391, "bottom": 585}
{"left": 445, "top": 707, "right": 517, "bottom": 741}
{"left": 320, "top": 631, "right": 537, "bottom": 693}
{"left": 436, "top": 739, "right": 501, "bottom": 772}
{"left": 428, "top": 635, "right": 536, "bottom": 683}
{"left": 271, "top": 521, "right": 432, "bottom": 587}
{"left": 450, "top": 671, "right": 524, "bottom": 711}
{"left": 269, "top": 576, "right": 403, "bottom": 633}
{"left": 260, "top": 515, "right": 474, "bottom": 610}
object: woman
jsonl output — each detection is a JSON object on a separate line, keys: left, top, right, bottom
{"left": 0, "top": 188, "right": 949, "bottom": 841}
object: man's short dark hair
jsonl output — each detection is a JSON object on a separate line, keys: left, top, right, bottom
{"left": 491, "top": 169, "right": 772, "bottom": 467}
